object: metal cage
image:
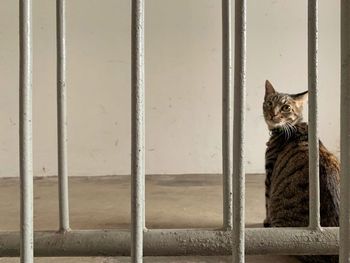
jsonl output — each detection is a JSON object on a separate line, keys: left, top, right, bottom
{"left": 1, "top": 0, "right": 350, "bottom": 262}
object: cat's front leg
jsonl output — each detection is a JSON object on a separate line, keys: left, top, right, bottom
{"left": 264, "top": 173, "right": 271, "bottom": 227}
{"left": 263, "top": 217, "right": 271, "bottom": 227}
{"left": 263, "top": 195, "right": 271, "bottom": 227}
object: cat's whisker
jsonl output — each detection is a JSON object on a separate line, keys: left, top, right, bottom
{"left": 286, "top": 122, "right": 297, "bottom": 138}
{"left": 288, "top": 124, "right": 293, "bottom": 139}
{"left": 286, "top": 123, "right": 291, "bottom": 138}
{"left": 282, "top": 125, "right": 287, "bottom": 140}
{"left": 282, "top": 124, "right": 290, "bottom": 141}
{"left": 286, "top": 125, "right": 291, "bottom": 140}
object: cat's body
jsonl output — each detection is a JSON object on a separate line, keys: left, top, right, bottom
{"left": 265, "top": 122, "right": 340, "bottom": 228}
{"left": 263, "top": 80, "right": 340, "bottom": 263}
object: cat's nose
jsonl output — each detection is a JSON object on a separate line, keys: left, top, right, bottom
{"left": 272, "top": 116, "right": 281, "bottom": 122}
{"left": 269, "top": 113, "right": 280, "bottom": 121}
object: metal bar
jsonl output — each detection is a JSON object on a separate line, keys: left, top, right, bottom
{"left": 56, "top": 0, "right": 70, "bottom": 232}
{"left": 222, "top": 0, "right": 233, "bottom": 230}
{"left": 340, "top": 0, "right": 350, "bottom": 261}
{"left": 131, "top": 0, "right": 145, "bottom": 262}
{"left": 308, "top": 0, "right": 320, "bottom": 230}
{"left": 19, "top": 0, "right": 34, "bottom": 262}
{"left": 0, "top": 228, "right": 340, "bottom": 257}
{"left": 232, "top": 0, "right": 246, "bottom": 262}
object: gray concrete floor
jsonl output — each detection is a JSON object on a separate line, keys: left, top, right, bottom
{"left": 0, "top": 174, "right": 299, "bottom": 262}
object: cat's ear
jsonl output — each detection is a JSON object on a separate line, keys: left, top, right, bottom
{"left": 291, "top": 91, "right": 308, "bottom": 105}
{"left": 265, "top": 80, "right": 276, "bottom": 99}
{"left": 291, "top": 90, "right": 308, "bottom": 101}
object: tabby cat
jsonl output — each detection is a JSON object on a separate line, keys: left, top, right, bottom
{"left": 263, "top": 80, "right": 340, "bottom": 263}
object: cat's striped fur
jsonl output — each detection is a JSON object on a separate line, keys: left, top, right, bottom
{"left": 263, "top": 80, "right": 340, "bottom": 263}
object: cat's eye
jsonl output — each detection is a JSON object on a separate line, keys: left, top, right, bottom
{"left": 281, "top": 105, "right": 291, "bottom": 111}
{"left": 265, "top": 101, "right": 272, "bottom": 107}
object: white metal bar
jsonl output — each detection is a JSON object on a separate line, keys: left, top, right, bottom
{"left": 131, "top": 0, "right": 145, "bottom": 262}
{"left": 232, "top": 0, "right": 246, "bottom": 262}
{"left": 19, "top": 0, "right": 34, "bottom": 262}
{"left": 308, "top": 0, "right": 320, "bottom": 230}
{"left": 56, "top": 0, "right": 70, "bottom": 232}
{"left": 222, "top": 0, "right": 233, "bottom": 230}
{"left": 0, "top": 228, "right": 340, "bottom": 257}
{"left": 340, "top": 0, "right": 350, "bottom": 261}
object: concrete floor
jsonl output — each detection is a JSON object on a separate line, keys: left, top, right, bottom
{"left": 0, "top": 174, "right": 299, "bottom": 263}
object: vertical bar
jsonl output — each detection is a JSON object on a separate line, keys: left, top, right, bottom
{"left": 222, "top": 0, "right": 233, "bottom": 230}
{"left": 308, "top": 0, "right": 320, "bottom": 229}
{"left": 232, "top": 0, "right": 246, "bottom": 262}
{"left": 340, "top": 0, "right": 350, "bottom": 262}
{"left": 19, "top": 0, "right": 33, "bottom": 262}
{"left": 56, "top": 0, "right": 70, "bottom": 232}
{"left": 131, "top": 0, "right": 145, "bottom": 262}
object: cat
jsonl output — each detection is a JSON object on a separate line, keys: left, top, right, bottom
{"left": 263, "top": 80, "right": 340, "bottom": 263}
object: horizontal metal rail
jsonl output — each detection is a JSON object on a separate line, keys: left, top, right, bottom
{"left": 0, "top": 228, "right": 339, "bottom": 257}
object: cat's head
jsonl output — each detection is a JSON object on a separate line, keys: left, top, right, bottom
{"left": 263, "top": 80, "right": 308, "bottom": 131}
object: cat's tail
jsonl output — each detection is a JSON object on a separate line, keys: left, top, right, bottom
{"left": 297, "top": 255, "right": 338, "bottom": 263}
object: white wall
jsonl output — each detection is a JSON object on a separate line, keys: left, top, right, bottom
{"left": 0, "top": 0, "right": 340, "bottom": 177}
